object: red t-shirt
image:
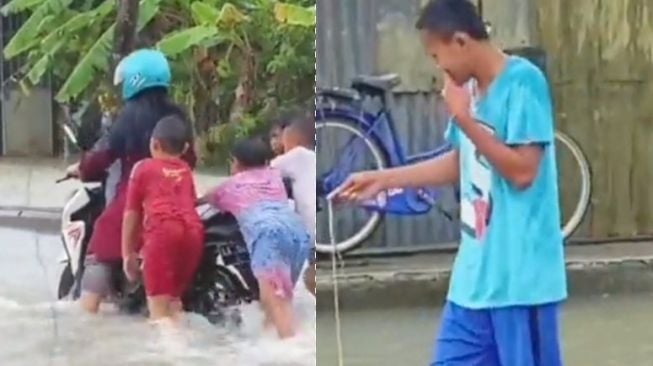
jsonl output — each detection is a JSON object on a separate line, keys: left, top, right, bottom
{"left": 126, "top": 158, "right": 202, "bottom": 237}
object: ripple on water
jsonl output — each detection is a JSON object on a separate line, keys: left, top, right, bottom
{"left": 0, "top": 288, "right": 316, "bottom": 366}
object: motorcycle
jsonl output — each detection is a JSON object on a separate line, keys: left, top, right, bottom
{"left": 56, "top": 121, "right": 260, "bottom": 324}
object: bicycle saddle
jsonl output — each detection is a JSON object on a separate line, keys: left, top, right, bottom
{"left": 351, "top": 74, "right": 401, "bottom": 93}
{"left": 317, "top": 87, "right": 360, "bottom": 102}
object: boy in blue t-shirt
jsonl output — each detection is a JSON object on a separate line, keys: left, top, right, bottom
{"left": 337, "top": 0, "right": 567, "bottom": 365}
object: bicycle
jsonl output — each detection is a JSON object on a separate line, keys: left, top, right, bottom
{"left": 315, "top": 47, "right": 592, "bottom": 255}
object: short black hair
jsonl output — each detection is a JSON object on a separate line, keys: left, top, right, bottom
{"left": 415, "top": 0, "right": 488, "bottom": 41}
{"left": 151, "top": 115, "right": 189, "bottom": 155}
{"left": 231, "top": 136, "right": 272, "bottom": 168}
{"left": 271, "top": 121, "right": 290, "bottom": 132}
{"left": 271, "top": 106, "right": 312, "bottom": 132}
{"left": 271, "top": 115, "right": 291, "bottom": 131}
{"left": 286, "top": 115, "right": 315, "bottom": 147}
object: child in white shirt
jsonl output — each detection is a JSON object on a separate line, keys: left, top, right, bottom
{"left": 271, "top": 115, "right": 316, "bottom": 296}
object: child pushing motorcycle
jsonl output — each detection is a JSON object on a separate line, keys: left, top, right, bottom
{"left": 121, "top": 115, "right": 204, "bottom": 322}
{"left": 270, "top": 112, "right": 316, "bottom": 296}
{"left": 201, "top": 137, "right": 311, "bottom": 339}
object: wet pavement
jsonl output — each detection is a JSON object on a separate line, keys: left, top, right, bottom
{"left": 317, "top": 294, "right": 653, "bottom": 366}
{"left": 0, "top": 158, "right": 225, "bottom": 212}
{"left": 316, "top": 242, "right": 653, "bottom": 311}
{"left": 0, "top": 224, "right": 316, "bottom": 366}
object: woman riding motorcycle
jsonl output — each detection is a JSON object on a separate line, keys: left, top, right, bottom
{"left": 74, "top": 49, "right": 196, "bottom": 313}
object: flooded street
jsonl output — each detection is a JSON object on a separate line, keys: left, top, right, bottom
{"left": 0, "top": 226, "right": 316, "bottom": 366}
{"left": 317, "top": 294, "right": 653, "bottom": 365}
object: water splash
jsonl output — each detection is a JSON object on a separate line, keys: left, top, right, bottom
{"left": 0, "top": 228, "right": 316, "bottom": 366}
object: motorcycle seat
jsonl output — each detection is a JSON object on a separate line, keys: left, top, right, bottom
{"left": 205, "top": 224, "right": 240, "bottom": 238}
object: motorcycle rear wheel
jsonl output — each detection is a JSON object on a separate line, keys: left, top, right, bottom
{"left": 184, "top": 266, "right": 242, "bottom": 325}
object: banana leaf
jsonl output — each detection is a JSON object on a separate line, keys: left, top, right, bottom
{"left": 1, "top": 0, "right": 47, "bottom": 15}
{"left": 218, "top": 3, "right": 249, "bottom": 25}
{"left": 3, "top": 0, "right": 75, "bottom": 59}
{"left": 157, "top": 25, "right": 222, "bottom": 57}
{"left": 191, "top": 1, "right": 219, "bottom": 25}
{"left": 26, "top": 40, "right": 65, "bottom": 84}
{"left": 41, "top": 0, "right": 114, "bottom": 52}
{"left": 273, "top": 2, "right": 315, "bottom": 27}
{"left": 55, "top": 0, "right": 162, "bottom": 102}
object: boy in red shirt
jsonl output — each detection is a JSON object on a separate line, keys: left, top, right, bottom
{"left": 121, "top": 115, "right": 204, "bottom": 321}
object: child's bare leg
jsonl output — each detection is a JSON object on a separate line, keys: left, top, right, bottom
{"left": 259, "top": 302, "right": 274, "bottom": 329}
{"left": 171, "top": 298, "right": 183, "bottom": 313}
{"left": 147, "top": 295, "right": 174, "bottom": 321}
{"left": 170, "top": 298, "right": 184, "bottom": 322}
{"left": 259, "top": 279, "right": 295, "bottom": 339}
{"left": 80, "top": 293, "right": 102, "bottom": 314}
{"left": 267, "top": 296, "right": 295, "bottom": 339}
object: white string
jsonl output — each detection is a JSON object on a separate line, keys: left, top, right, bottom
{"left": 327, "top": 199, "right": 345, "bottom": 366}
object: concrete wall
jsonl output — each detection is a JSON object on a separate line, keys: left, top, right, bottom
{"left": 2, "top": 87, "right": 54, "bottom": 157}
{"left": 0, "top": 11, "right": 55, "bottom": 157}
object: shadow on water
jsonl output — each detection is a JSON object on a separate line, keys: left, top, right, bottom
{"left": 0, "top": 226, "right": 316, "bottom": 366}
{"left": 317, "top": 294, "right": 653, "bottom": 366}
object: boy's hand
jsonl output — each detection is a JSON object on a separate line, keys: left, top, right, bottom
{"left": 123, "top": 254, "right": 140, "bottom": 283}
{"left": 443, "top": 75, "right": 472, "bottom": 122}
{"left": 65, "top": 162, "right": 80, "bottom": 179}
{"left": 336, "top": 171, "right": 386, "bottom": 202}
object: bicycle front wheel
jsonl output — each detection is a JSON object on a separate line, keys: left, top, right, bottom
{"left": 555, "top": 130, "right": 592, "bottom": 239}
{"left": 316, "top": 119, "right": 386, "bottom": 254}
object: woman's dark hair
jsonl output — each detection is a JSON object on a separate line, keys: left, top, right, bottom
{"left": 415, "top": 0, "right": 488, "bottom": 41}
{"left": 231, "top": 136, "right": 273, "bottom": 168}
{"left": 109, "top": 87, "right": 192, "bottom": 158}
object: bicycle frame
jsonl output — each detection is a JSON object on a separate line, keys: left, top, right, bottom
{"left": 317, "top": 92, "right": 454, "bottom": 216}
{"left": 317, "top": 96, "right": 452, "bottom": 166}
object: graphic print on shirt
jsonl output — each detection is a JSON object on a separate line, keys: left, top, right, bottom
{"left": 460, "top": 121, "right": 495, "bottom": 242}
{"left": 162, "top": 167, "right": 184, "bottom": 183}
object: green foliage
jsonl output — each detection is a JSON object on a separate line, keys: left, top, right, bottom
{"left": 55, "top": 0, "right": 163, "bottom": 102}
{"left": 2, "top": 0, "right": 315, "bottom": 165}
{"left": 273, "top": 2, "right": 315, "bottom": 26}
{"left": 3, "top": 0, "right": 74, "bottom": 59}
{"left": 190, "top": 2, "right": 218, "bottom": 25}
{"left": 157, "top": 25, "right": 221, "bottom": 56}
{"left": 1, "top": 0, "right": 47, "bottom": 16}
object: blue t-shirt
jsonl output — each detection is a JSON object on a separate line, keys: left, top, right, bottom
{"left": 445, "top": 56, "right": 567, "bottom": 309}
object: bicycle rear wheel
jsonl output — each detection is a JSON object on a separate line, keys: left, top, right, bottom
{"left": 316, "top": 119, "right": 386, "bottom": 254}
{"left": 555, "top": 130, "right": 591, "bottom": 239}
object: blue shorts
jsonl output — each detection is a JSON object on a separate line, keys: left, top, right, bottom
{"left": 240, "top": 202, "right": 310, "bottom": 288}
{"left": 431, "top": 301, "right": 563, "bottom": 366}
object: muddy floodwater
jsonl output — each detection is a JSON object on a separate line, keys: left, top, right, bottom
{"left": 0, "top": 227, "right": 316, "bottom": 366}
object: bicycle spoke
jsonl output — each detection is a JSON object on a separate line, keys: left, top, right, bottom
{"left": 316, "top": 119, "right": 385, "bottom": 254}
{"left": 319, "top": 130, "right": 376, "bottom": 193}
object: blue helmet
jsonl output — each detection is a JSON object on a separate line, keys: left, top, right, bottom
{"left": 113, "top": 49, "right": 171, "bottom": 100}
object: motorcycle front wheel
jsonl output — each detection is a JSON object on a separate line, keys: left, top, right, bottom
{"left": 58, "top": 264, "right": 74, "bottom": 300}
